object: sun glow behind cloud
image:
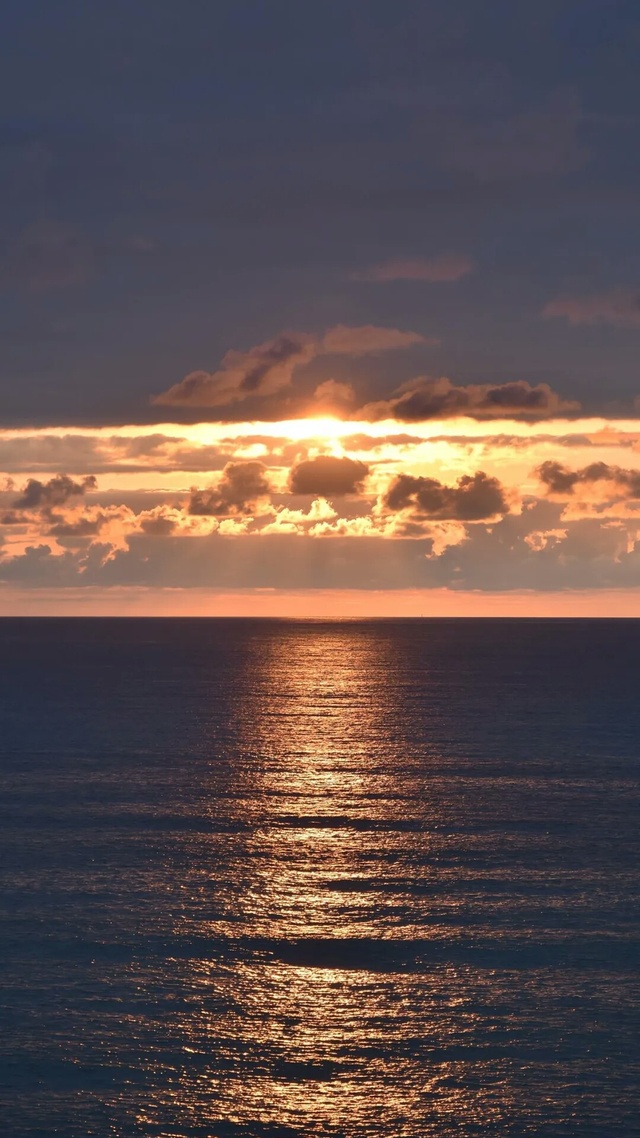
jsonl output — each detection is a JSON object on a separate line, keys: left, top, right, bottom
{"left": 1, "top": 415, "right": 640, "bottom": 613}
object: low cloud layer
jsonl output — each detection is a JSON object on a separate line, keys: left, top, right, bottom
{"left": 5, "top": 502, "right": 639, "bottom": 594}
{"left": 1, "top": 416, "right": 640, "bottom": 598}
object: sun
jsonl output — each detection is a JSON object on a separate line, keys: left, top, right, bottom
{"left": 280, "top": 416, "right": 354, "bottom": 444}
{"left": 181, "top": 414, "right": 385, "bottom": 452}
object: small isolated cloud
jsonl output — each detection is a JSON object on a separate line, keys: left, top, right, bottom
{"left": 14, "top": 474, "right": 97, "bottom": 510}
{"left": 320, "top": 324, "right": 427, "bottom": 355}
{"left": 537, "top": 460, "right": 640, "bottom": 498}
{"left": 361, "top": 376, "right": 578, "bottom": 421}
{"left": 543, "top": 290, "right": 640, "bottom": 328}
{"left": 188, "top": 461, "right": 271, "bottom": 516}
{"left": 354, "top": 253, "right": 474, "bottom": 283}
{"left": 154, "top": 324, "right": 426, "bottom": 409}
{"left": 439, "top": 92, "right": 587, "bottom": 181}
{"left": 125, "top": 235, "right": 157, "bottom": 253}
{"left": 382, "top": 470, "right": 509, "bottom": 521}
{"left": 289, "top": 456, "right": 369, "bottom": 497}
{"left": 1, "top": 221, "right": 95, "bottom": 292}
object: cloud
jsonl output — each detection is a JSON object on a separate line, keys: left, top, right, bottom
{"left": 153, "top": 324, "right": 426, "bottom": 409}
{"left": 321, "top": 324, "right": 427, "bottom": 355}
{"left": 10, "top": 503, "right": 636, "bottom": 594}
{"left": 543, "top": 290, "right": 640, "bottom": 328}
{"left": 361, "top": 377, "right": 579, "bottom": 421}
{"left": 137, "top": 508, "right": 181, "bottom": 536}
{"left": 45, "top": 505, "right": 133, "bottom": 550}
{"left": 422, "top": 500, "right": 639, "bottom": 592}
{"left": 14, "top": 474, "right": 97, "bottom": 510}
{"left": 538, "top": 460, "right": 640, "bottom": 499}
{"left": 8, "top": 414, "right": 640, "bottom": 599}
{"left": 353, "top": 253, "right": 474, "bottom": 283}
{"left": 0, "top": 432, "right": 245, "bottom": 475}
{"left": 2, "top": 491, "right": 640, "bottom": 595}
{"left": 289, "top": 456, "right": 369, "bottom": 497}
{"left": 188, "top": 461, "right": 271, "bottom": 516}
{"left": 438, "top": 93, "right": 588, "bottom": 181}
{"left": 1, "top": 220, "right": 94, "bottom": 292}
{"left": 153, "top": 332, "right": 317, "bottom": 409}
{"left": 311, "top": 379, "right": 357, "bottom": 414}
{"left": 47, "top": 514, "right": 110, "bottom": 539}
{"left": 382, "top": 470, "right": 509, "bottom": 521}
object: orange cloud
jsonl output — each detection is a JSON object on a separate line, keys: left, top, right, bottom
{"left": 2, "top": 418, "right": 640, "bottom": 599}
{"left": 543, "top": 290, "right": 640, "bottom": 327}
{"left": 311, "top": 379, "right": 357, "bottom": 414}
{"left": 321, "top": 323, "right": 427, "bottom": 354}
{"left": 353, "top": 253, "right": 474, "bottom": 283}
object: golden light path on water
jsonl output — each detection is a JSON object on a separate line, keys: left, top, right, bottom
{"left": 134, "top": 626, "right": 516, "bottom": 1135}
{"left": 2, "top": 619, "right": 638, "bottom": 1135}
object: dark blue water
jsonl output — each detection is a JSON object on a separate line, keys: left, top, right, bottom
{"left": 1, "top": 618, "right": 639, "bottom": 1136}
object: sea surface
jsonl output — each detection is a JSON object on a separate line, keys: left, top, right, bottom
{"left": 0, "top": 617, "right": 639, "bottom": 1137}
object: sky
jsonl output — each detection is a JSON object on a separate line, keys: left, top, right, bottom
{"left": 2, "top": 0, "right": 640, "bottom": 615}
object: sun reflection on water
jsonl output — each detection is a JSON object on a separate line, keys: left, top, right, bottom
{"left": 4, "top": 621, "right": 638, "bottom": 1136}
{"left": 110, "top": 621, "right": 633, "bottom": 1138}
{"left": 156, "top": 626, "right": 473, "bottom": 1134}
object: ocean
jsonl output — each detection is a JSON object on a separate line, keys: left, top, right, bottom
{"left": 0, "top": 617, "right": 638, "bottom": 1136}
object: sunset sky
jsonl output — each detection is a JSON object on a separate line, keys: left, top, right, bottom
{"left": 2, "top": 1, "right": 640, "bottom": 615}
